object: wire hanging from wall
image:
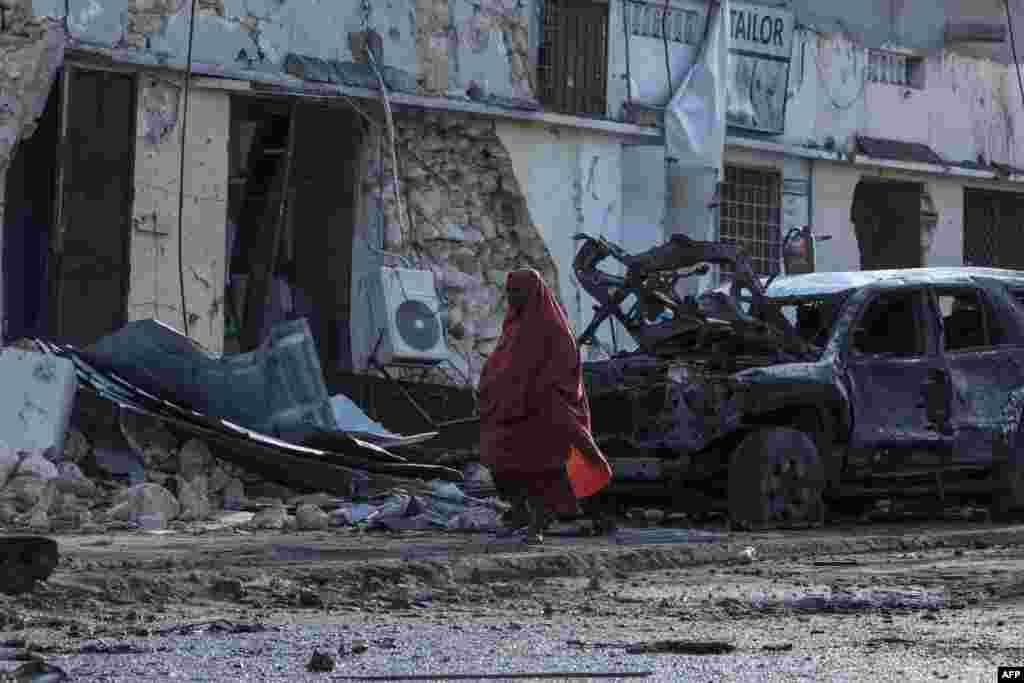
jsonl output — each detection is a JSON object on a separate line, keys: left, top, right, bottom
{"left": 662, "top": 0, "right": 672, "bottom": 99}
{"left": 1005, "top": 0, "right": 1024, "bottom": 147}
{"left": 176, "top": 0, "right": 200, "bottom": 337}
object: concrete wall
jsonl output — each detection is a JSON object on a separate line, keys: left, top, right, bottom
{"left": 808, "top": 161, "right": 1024, "bottom": 273}
{"left": 606, "top": 0, "right": 705, "bottom": 119}
{"left": 54, "top": 0, "right": 535, "bottom": 102}
{"left": 129, "top": 77, "right": 229, "bottom": 351}
{"left": 782, "top": 30, "right": 1024, "bottom": 169}
{"left": 497, "top": 121, "right": 672, "bottom": 356}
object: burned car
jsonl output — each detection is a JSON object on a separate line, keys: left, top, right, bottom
{"left": 574, "top": 232, "right": 1024, "bottom": 527}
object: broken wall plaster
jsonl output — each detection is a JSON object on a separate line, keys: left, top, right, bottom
{"left": 367, "top": 108, "right": 557, "bottom": 383}
{"left": 129, "top": 79, "right": 228, "bottom": 352}
{"left": 796, "top": 30, "right": 1023, "bottom": 169}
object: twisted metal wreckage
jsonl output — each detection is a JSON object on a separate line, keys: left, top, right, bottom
{"left": 570, "top": 231, "right": 1024, "bottom": 526}
{"left": 573, "top": 230, "right": 817, "bottom": 458}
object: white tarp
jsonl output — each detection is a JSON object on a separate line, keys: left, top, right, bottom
{"left": 664, "top": 0, "right": 730, "bottom": 293}
{"left": 665, "top": 0, "right": 730, "bottom": 183}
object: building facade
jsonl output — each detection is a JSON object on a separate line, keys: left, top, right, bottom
{"left": 0, "top": 0, "right": 1023, "bottom": 387}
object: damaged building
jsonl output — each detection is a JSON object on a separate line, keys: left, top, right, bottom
{"left": 0, "top": 0, "right": 1024, "bottom": 407}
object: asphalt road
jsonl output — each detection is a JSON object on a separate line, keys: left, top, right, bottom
{"left": 2, "top": 527, "right": 1023, "bottom": 682}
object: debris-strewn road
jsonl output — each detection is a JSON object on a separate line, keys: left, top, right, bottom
{"left": 2, "top": 523, "right": 1023, "bottom": 681}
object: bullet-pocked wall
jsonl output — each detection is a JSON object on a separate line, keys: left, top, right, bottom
{"left": 130, "top": 77, "right": 230, "bottom": 352}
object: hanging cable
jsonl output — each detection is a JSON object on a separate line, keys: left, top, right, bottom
{"left": 622, "top": 0, "right": 633, "bottom": 111}
{"left": 176, "top": 0, "right": 200, "bottom": 337}
{"left": 662, "top": 0, "right": 672, "bottom": 99}
{"left": 1005, "top": 0, "right": 1024, "bottom": 130}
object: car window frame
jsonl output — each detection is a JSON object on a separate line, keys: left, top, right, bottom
{"left": 847, "top": 287, "right": 931, "bottom": 359}
{"left": 929, "top": 285, "right": 997, "bottom": 354}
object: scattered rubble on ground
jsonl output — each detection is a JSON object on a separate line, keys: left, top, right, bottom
{"left": 0, "top": 329, "right": 507, "bottom": 542}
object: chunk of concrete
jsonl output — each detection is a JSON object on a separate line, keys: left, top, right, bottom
{"left": 0, "top": 349, "right": 77, "bottom": 457}
{"left": 110, "top": 483, "right": 180, "bottom": 528}
{"left": 178, "top": 439, "right": 212, "bottom": 481}
{"left": 176, "top": 475, "right": 212, "bottom": 521}
{"left": 0, "top": 441, "right": 17, "bottom": 488}
{"left": 0, "top": 536, "right": 59, "bottom": 595}
{"left": 295, "top": 503, "right": 329, "bottom": 531}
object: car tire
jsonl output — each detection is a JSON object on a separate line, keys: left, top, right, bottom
{"left": 728, "top": 427, "right": 826, "bottom": 530}
{"left": 991, "top": 420, "right": 1024, "bottom": 522}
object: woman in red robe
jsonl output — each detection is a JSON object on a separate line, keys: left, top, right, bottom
{"left": 478, "top": 269, "right": 610, "bottom": 544}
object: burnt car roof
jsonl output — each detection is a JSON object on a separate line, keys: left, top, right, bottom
{"left": 765, "top": 267, "right": 1024, "bottom": 299}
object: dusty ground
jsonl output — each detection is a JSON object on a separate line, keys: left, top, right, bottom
{"left": 2, "top": 522, "right": 1023, "bottom": 681}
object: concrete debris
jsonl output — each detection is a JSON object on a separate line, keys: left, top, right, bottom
{"left": 249, "top": 503, "right": 288, "bottom": 530}
{"left": 778, "top": 588, "right": 947, "bottom": 611}
{"left": 625, "top": 640, "right": 736, "bottom": 655}
{"left": 0, "top": 660, "right": 68, "bottom": 683}
{"left": 306, "top": 649, "right": 336, "bottom": 673}
{"left": 0, "top": 349, "right": 77, "bottom": 459}
{"left": 0, "top": 536, "right": 58, "bottom": 595}
{"left": 177, "top": 439, "right": 213, "bottom": 482}
{"left": 60, "top": 429, "right": 90, "bottom": 464}
{"left": 211, "top": 577, "right": 246, "bottom": 601}
{"left": 175, "top": 475, "right": 212, "bottom": 522}
{"left": 107, "top": 483, "right": 180, "bottom": 530}
{"left": 295, "top": 503, "right": 330, "bottom": 531}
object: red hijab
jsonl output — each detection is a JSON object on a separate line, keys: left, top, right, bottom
{"left": 478, "top": 269, "right": 603, "bottom": 474}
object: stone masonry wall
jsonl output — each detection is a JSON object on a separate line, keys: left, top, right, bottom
{"left": 367, "top": 109, "right": 557, "bottom": 383}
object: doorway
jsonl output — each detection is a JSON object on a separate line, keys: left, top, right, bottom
{"left": 2, "top": 70, "right": 60, "bottom": 341}
{"left": 850, "top": 180, "right": 923, "bottom": 270}
{"left": 226, "top": 97, "right": 362, "bottom": 376}
{"left": 2, "top": 67, "right": 136, "bottom": 347}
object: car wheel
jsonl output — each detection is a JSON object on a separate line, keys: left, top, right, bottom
{"left": 991, "top": 420, "right": 1024, "bottom": 522}
{"left": 728, "top": 427, "right": 826, "bottom": 530}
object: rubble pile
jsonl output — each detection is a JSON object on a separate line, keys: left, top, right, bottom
{"left": 0, "top": 425, "right": 259, "bottom": 534}
{"left": 0, "top": 424, "right": 503, "bottom": 535}
{"left": 0, "top": 319, "right": 502, "bottom": 538}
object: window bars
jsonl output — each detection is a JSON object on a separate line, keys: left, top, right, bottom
{"left": 718, "top": 165, "right": 784, "bottom": 278}
{"left": 538, "top": 0, "right": 610, "bottom": 117}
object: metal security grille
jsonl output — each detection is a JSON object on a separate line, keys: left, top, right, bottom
{"left": 964, "top": 188, "right": 1024, "bottom": 270}
{"left": 625, "top": 1, "right": 701, "bottom": 44}
{"left": 867, "top": 50, "right": 923, "bottom": 88}
{"left": 538, "top": 0, "right": 609, "bottom": 117}
{"left": 719, "top": 165, "right": 783, "bottom": 277}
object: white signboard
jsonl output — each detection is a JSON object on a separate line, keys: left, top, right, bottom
{"left": 726, "top": 2, "right": 795, "bottom": 134}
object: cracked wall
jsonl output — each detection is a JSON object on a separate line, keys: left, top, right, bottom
{"left": 129, "top": 76, "right": 229, "bottom": 351}
{"left": 63, "top": 0, "right": 534, "bottom": 103}
{"left": 780, "top": 30, "right": 1024, "bottom": 169}
{"left": 351, "top": 110, "right": 556, "bottom": 384}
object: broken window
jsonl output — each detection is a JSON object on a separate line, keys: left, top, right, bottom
{"left": 852, "top": 291, "right": 924, "bottom": 357}
{"left": 538, "top": 0, "right": 609, "bottom": 117}
{"left": 778, "top": 296, "right": 842, "bottom": 348}
{"left": 935, "top": 289, "right": 1006, "bottom": 351}
{"left": 964, "top": 188, "right": 1024, "bottom": 270}
{"left": 718, "top": 165, "right": 782, "bottom": 278}
{"left": 226, "top": 97, "right": 363, "bottom": 377}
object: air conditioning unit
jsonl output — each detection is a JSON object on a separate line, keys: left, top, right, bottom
{"left": 365, "top": 266, "right": 449, "bottom": 366}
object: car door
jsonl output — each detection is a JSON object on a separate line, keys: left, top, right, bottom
{"left": 931, "top": 283, "right": 1024, "bottom": 466}
{"left": 842, "top": 286, "right": 953, "bottom": 451}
